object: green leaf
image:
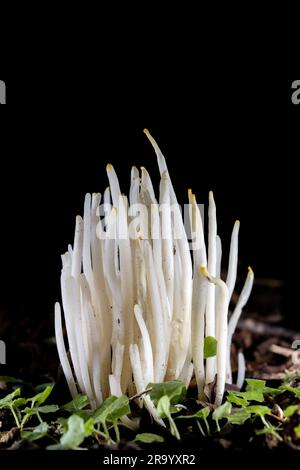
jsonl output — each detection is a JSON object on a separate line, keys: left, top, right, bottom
{"left": 23, "top": 407, "right": 37, "bottom": 417}
{"left": 37, "top": 404, "right": 59, "bottom": 414}
{"left": 157, "top": 395, "right": 170, "bottom": 419}
{"left": 194, "top": 407, "right": 211, "bottom": 420}
{"left": 84, "top": 418, "right": 94, "bottom": 436}
{"left": 245, "top": 378, "right": 280, "bottom": 396}
{"left": 294, "top": 424, "right": 300, "bottom": 438}
{"left": 0, "top": 376, "right": 30, "bottom": 386}
{"left": 134, "top": 433, "right": 164, "bottom": 443}
{"left": 256, "top": 425, "right": 283, "bottom": 441}
{"left": 21, "top": 422, "right": 49, "bottom": 441}
{"left": 60, "top": 415, "right": 89, "bottom": 449}
{"left": 204, "top": 336, "right": 218, "bottom": 359}
{"left": 11, "top": 398, "right": 27, "bottom": 409}
{"left": 227, "top": 409, "right": 251, "bottom": 425}
{"left": 284, "top": 405, "right": 299, "bottom": 418}
{"left": 279, "top": 385, "right": 300, "bottom": 398}
{"left": 244, "top": 405, "right": 271, "bottom": 417}
{"left": 148, "top": 381, "right": 186, "bottom": 405}
{"left": 245, "top": 379, "right": 266, "bottom": 390}
{"left": 156, "top": 396, "right": 180, "bottom": 440}
{"left": 212, "top": 402, "right": 232, "bottom": 422}
{"left": 226, "top": 388, "right": 264, "bottom": 406}
{"left": 56, "top": 417, "right": 68, "bottom": 432}
{"left": 93, "top": 395, "right": 130, "bottom": 425}
{"left": 34, "top": 383, "right": 53, "bottom": 394}
{"left": 47, "top": 414, "right": 88, "bottom": 450}
{"left": 27, "top": 385, "right": 53, "bottom": 407}
{"left": 0, "top": 388, "right": 21, "bottom": 408}
{"left": 62, "top": 394, "right": 89, "bottom": 412}
{"left": 177, "top": 407, "right": 210, "bottom": 420}
{"left": 212, "top": 402, "right": 232, "bottom": 432}
{"left": 243, "top": 390, "right": 264, "bottom": 402}
{"left": 227, "top": 392, "right": 249, "bottom": 407}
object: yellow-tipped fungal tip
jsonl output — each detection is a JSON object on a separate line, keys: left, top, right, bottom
{"left": 188, "top": 188, "right": 193, "bottom": 195}
{"left": 199, "top": 265, "right": 209, "bottom": 277}
{"left": 248, "top": 266, "right": 253, "bottom": 274}
{"left": 143, "top": 128, "right": 150, "bottom": 136}
{"left": 141, "top": 166, "right": 146, "bottom": 172}
{"left": 236, "top": 220, "right": 240, "bottom": 225}
{"left": 132, "top": 165, "right": 138, "bottom": 172}
{"left": 106, "top": 163, "right": 113, "bottom": 170}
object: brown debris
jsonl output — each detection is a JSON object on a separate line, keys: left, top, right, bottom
{"left": 0, "top": 427, "right": 19, "bottom": 447}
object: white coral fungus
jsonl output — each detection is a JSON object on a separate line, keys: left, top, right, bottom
{"left": 54, "top": 130, "right": 254, "bottom": 416}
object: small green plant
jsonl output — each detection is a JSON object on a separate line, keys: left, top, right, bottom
{"left": 0, "top": 374, "right": 299, "bottom": 450}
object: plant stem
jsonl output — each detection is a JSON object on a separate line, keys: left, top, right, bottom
{"left": 9, "top": 405, "right": 20, "bottom": 428}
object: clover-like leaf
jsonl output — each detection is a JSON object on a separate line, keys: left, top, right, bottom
{"left": 62, "top": 394, "right": 89, "bottom": 413}
{"left": 21, "top": 422, "right": 49, "bottom": 441}
{"left": 204, "top": 336, "right": 218, "bottom": 359}
{"left": 148, "top": 381, "right": 186, "bottom": 405}
{"left": 134, "top": 433, "right": 164, "bottom": 443}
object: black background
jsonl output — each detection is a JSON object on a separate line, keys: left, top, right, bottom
{"left": 0, "top": 75, "right": 298, "bottom": 327}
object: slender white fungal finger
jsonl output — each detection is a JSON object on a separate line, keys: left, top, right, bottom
{"left": 200, "top": 266, "right": 229, "bottom": 406}
{"left": 143, "top": 129, "right": 168, "bottom": 178}
{"left": 191, "top": 272, "right": 207, "bottom": 400}
{"left": 129, "top": 166, "right": 140, "bottom": 206}
{"left": 129, "top": 344, "right": 165, "bottom": 426}
{"left": 188, "top": 189, "right": 207, "bottom": 400}
{"left": 83, "top": 193, "right": 93, "bottom": 285}
{"left": 178, "top": 348, "right": 194, "bottom": 389}
{"left": 54, "top": 302, "right": 78, "bottom": 398}
{"left": 226, "top": 220, "right": 240, "bottom": 300}
{"left": 71, "top": 216, "right": 83, "bottom": 279}
{"left": 102, "top": 186, "right": 112, "bottom": 232}
{"left": 215, "top": 234, "right": 222, "bottom": 341}
{"left": 141, "top": 166, "right": 156, "bottom": 203}
{"left": 205, "top": 191, "right": 217, "bottom": 384}
{"left": 226, "top": 267, "right": 254, "bottom": 383}
{"left": 68, "top": 277, "right": 95, "bottom": 406}
{"left": 118, "top": 195, "right": 134, "bottom": 392}
{"left": 134, "top": 304, "right": 154, "bottom": 385}
{"left": 188, "top": 190, "right": 206, "bottom": 266}
{"left": 216, "top": 235, "right": 222, "bottom": 279}
{"left": 60, "top": 270, "right": 84, "bottom": 393}
{"left": 109, "top": 341, "right": 125, "bottom": 397}
{"left": 236, "top": 351, "right": 246, "bottom": 390}
{"left": 143, "top": 128, "right": 177, "bottom": 204}
{"left": 159, "top": 175, "right": 174, "bottom": 314}
{"left": 106, "top": 163, "right": 121, "bottom": 208}
{"left": 145, "top": 242, "right": 167, "bottom": 383}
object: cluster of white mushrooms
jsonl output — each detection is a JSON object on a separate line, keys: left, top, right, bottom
{"left": 54, "top": 130, "right": 254, "bottom": 424}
